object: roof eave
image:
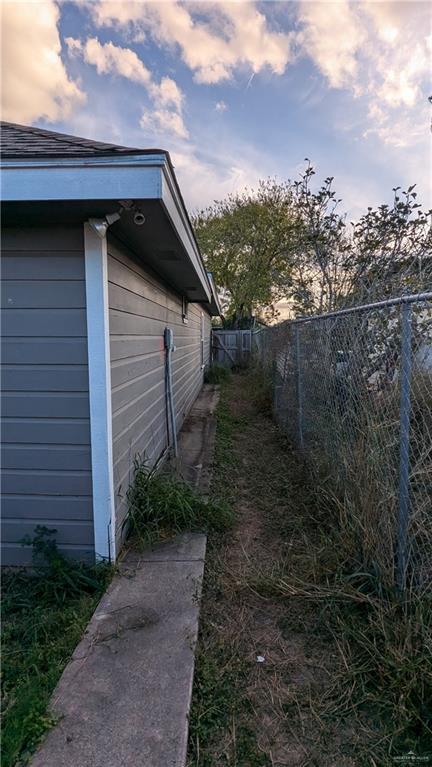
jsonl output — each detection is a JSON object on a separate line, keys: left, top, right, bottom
{"left": 1, "top": 153, "right": 211, "bottom": 303}
{"left": 205, "top": 272, "right": 223, "bottom": 316}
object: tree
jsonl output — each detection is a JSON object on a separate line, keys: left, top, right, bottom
{"left": 290, "top": 162, "right": 352, "bottom": 314}
{"left": 350, "top": 186, "right": 432, "bottom": 303}
{"left": 192, "top": 179, "right": 303, "bottom": 325}
{"left": 194, "top": 164, "right": 431, "bottom": 324}
{"left": 290, "top": 164, "right": 431, "bottom": 314}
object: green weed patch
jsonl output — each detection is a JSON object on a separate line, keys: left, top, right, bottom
{"left": 1, "top": 528, "right": 111, "bottom": 767}
{"left": 204, "top": 363, "right": 231, "bottom": 385}
{"left": 126, "top": 462, "right": 233, "bottom": 546}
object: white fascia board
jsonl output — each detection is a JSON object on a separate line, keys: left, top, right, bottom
{"left": 207, "top": 272, "right": 223, "bottom": 316}
{"left": 84, "top": 222, "right": 116, "bottom": 561}
{"left": 161, "top": 167, "right": 211, "bottom": 302}
{"left": 1, "top": 154, "right": 164, "bottom": 202}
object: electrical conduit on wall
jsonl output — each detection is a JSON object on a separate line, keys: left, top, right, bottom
{"left": 164, "top": 327, "right": 178, "bottom": 457}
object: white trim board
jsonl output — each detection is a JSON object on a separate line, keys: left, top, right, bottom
{"left": 160, "top": 169, "right": 209, "bottom": 296}
{"left": 1, "top": 164, "right": 162, "bottom": 203}
{"left": 84, "top": 222, "right": 116, "bottom": 560}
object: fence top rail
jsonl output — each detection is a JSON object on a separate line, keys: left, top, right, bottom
{"left": 286, "top": 291, "right": 432, "bottom": 325}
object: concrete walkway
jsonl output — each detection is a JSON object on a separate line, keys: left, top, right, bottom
{"left": 30, "top": 385, "right": 219, "bottom": 767}
{"left": 175, "top": 383, "right": 219, "bottom": 494}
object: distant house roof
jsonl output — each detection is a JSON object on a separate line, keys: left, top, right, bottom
{"left": 0, "top": 121, "right": 165, "bottom": 159}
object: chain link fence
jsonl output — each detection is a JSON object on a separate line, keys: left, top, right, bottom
{"left": 254, "top": 293, "right": 432, "bottom": 592}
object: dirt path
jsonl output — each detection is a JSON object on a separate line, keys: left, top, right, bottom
{"left": 188, "top": 373, "right": 356, "bottom": 767}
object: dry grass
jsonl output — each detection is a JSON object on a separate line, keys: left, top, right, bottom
{"left": 188, "top": 370, "right": 432, "bottom": 766}
{"left": 189, "top": 372, "right": 355, "bottom": 765}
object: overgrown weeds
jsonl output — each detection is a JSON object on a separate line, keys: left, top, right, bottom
{"left": 328, "top": 594, "right": 432, "bottom": 757}
{"left": 243, "top": 361, "right": 274, "bottom": 415}
{"left": 1, "top": 527, "right": 112, "bottom": 767}
{"left": 248, "top": 359, "right": 432, "bottom": 762}
{"left": 126, "top": 460, "right": 233, "bottom": 546}
{"left": 204, "top": 362, "right": 231, "bottom": 384}
{"left": 189, "top": 369, "right": 432, "bottom": 765}
{"left": 257, "top": 562, "right": 432, "bottom": 759}
{"left": 188, "top": 379, "right": 270, "bottom": 766}
{"left": 188, "top": 570, "right": 270, "bottom": 767}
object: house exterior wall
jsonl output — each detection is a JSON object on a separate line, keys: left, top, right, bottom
{"left": 107, "top": 236, "right": 212, "bottom": 545}
{"left": 1, "top": 226, "right": 94, "bottom": 565}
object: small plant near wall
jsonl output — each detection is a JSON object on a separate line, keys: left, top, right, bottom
{"left": 204, "top": 362, "right": 231, "bottom": 384}
{"left": 126, "top": 460, "right": 233, "bottom": 546}
{"left": 20, "top": 526, "right": 112, "bottom": 602}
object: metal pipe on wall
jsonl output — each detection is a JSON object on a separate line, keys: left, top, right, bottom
{"left": 164, "top": 327, "right": 178, "bottom": 458}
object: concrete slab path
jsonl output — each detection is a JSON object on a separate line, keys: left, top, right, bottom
{"left": 175, "top": 383, "right": 219, "bottom": 494}
{"left": 30, "top": 385, "right": 219, "bottom": 767}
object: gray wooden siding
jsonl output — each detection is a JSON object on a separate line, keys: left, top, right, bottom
{"left": 108, "top": 237, "right": 212, "bottom": 544}
{"left": 1, "top": 227, "right": 94, "bottom": 565}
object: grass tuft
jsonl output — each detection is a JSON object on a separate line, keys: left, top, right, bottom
{"left": 126, "top": 461, "right": 234, "bottom": 546}
{"left": 188, "top": 636, "right": 269, "bottom": 767}
{"left": 204, "top": 363, "right": 231, "bottom": 385}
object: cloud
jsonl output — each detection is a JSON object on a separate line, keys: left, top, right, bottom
{"left": 363, "top": 102, "right": 429, "bottom": 149}
{"left": 362, "top": 2, "right": 430, "bottom": 110}
{"left": 89, "top": 0, "right": 294, "bottom": 84}
{"left": 297, "top": 0, "right": 430, "bottom": 101}
{"left": 66, "top": 36, "right": 152, "bottom": 86}
{"left": 298, "top": 1, "right": 365, "bottom": 90}
{"left": 87, "top": 1, "right": 429, "bottom": 152}
{"left": 3, "top": 0, "right": 428, "bottom": 217}
{"left": 1, "top": 0, "right": 85, "bottom": 123}
{"left": 140, "top": 109, "right": 189, "bottom": 140}
{"left": 66, "top": 36, "right": 187, "bottom": 139}
{"left": 297, "top": 0, "right": 431, "bottom": 148}
{"left": 169, "top": 145, "right": 269, "bottom": 212}
{"left": 153, "top": 76, "right": 183, "bottom": 111}
{"left": 215, "top": 101, "right": 228, "bottom": 113}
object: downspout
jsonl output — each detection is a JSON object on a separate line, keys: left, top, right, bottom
{"left": 86, "top": 205, "right": 147, "bottom": 559}
{"left": 85, "top": 216, "right": 121, "bottom": 562}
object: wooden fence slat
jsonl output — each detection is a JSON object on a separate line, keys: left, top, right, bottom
{"left": 213, "top": 333, "right": 237, "bottom": 365}
{"left": 211, "top": 329, "right": 252, "bottom": 367}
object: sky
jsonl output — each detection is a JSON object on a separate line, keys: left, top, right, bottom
{"left": 1, "top": 0, "right": 431, "bottom": 219}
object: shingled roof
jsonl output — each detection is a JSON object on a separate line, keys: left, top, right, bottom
{"left": 0, "top": 121, "right": 164, "bottom": 159}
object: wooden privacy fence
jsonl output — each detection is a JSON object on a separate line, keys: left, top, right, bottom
{"left": 212, "top": 329, "right": 263, "bottom": 366}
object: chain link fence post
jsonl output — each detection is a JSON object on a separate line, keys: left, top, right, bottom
{"left": 396, "top": 302, "right": 413, "bottom": 593}
{"left": 295, "top": 325, "right": 304, "bottom": 450}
